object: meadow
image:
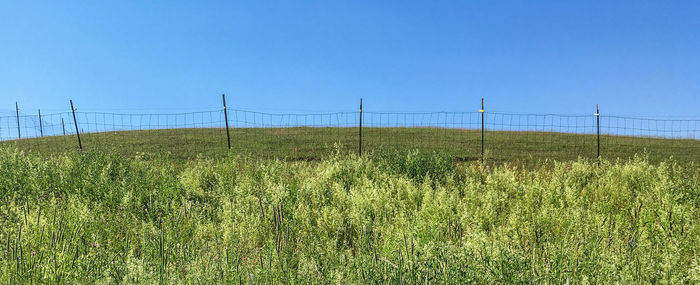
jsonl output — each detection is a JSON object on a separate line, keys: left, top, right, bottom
{"left": 0, "top": 147, "right": 698, "bottom": 283}
{"left": 2, "top": 127, "right": 700, "bottom": 165}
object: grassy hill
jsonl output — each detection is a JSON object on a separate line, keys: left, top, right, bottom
{"left": 1, "top": 127, "right": 699, "bottom": 165}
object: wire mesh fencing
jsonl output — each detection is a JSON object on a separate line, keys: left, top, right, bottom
{"left": 0, "top": 110, "right": 229, "bottom": 159}
{"left": 600, "top": 116, "right": 700, "bottom": 164}
{"left": 1, "top": 108, "right": 699, "bottom": 164}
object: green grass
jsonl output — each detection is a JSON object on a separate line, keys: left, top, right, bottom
{"left": 0, "top": 149, "right": 698, "bottom": 283}
{"left": 2, "top": 127, "right": 699, "bottom": 165}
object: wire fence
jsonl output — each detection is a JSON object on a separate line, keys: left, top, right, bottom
{"left": 1, "top": 102, "right": 699, "bottom": 164}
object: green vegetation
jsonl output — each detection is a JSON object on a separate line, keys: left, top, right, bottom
{"left": 1, "top": 148, "right": 698, "bottom": 283}
{"left": 2, "top": 127, "right": 699, "bottom": 165}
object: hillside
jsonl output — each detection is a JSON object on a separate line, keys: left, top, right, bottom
{"left": 1, "top": 127, "right": 699, "bottom": 165}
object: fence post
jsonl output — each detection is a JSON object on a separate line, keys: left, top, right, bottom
{"left": 480, "top": 98, "right": 485, "bottom": 162}
{"left": 70, "top": 100, "right": 83, "bottom": 151}
{"left": 222, "top": 94, "right": 231, "bottom": 150}
{"left": 62, "top": 118, "right": 66, "bottom": 135}
{"left": 15, "top": 102, "right": 21, "bottom": 139}
{"left": 38, "top": 109, "right": 43, "bottom": 137}
{"left": 359, "top": 98, "right": 363, "bottom": 157}
{"left": 596, "top": 104, "right": 600, "bottom": 164}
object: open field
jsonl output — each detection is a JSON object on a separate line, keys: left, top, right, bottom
{"left": 1, "top": 127, "right": 699, "bottom": 165}
{"left": 0, "top": 149, "right": 699, "bottom": 283}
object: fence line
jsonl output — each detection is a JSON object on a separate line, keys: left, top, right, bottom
{"left": 1, "top": 99, "right": 699, "bottom": 164}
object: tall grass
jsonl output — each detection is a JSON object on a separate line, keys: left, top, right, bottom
{"left": 0, "top": 148, "right": 698, "bottom": 283}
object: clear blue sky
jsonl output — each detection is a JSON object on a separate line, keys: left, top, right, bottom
{"left": 1, "top": 1, "right": 699, "bottom": 116}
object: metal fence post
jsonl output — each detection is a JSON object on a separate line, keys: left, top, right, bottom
{"left": 480, "top": 98, "right": 485, "bottom": 162}
{"left": 70, "top": 100, "right": 83, "bottom": 151}
{"left": 596, "top": 104, "right": 600, "bottom": 164}
{"left": 222, "top": 94, "right": 231, "bottom": 150}
{"left": 15, "top": 102, "right": 21, "bottom": 139}
{"left": 359, "top": 98, "right": 363, "bottom": 157}
{"left": 62, "top": 118, "right": 66, "bottom": 135}
{"left": 38, "top": 109, "right": 43, "bottom": 137}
